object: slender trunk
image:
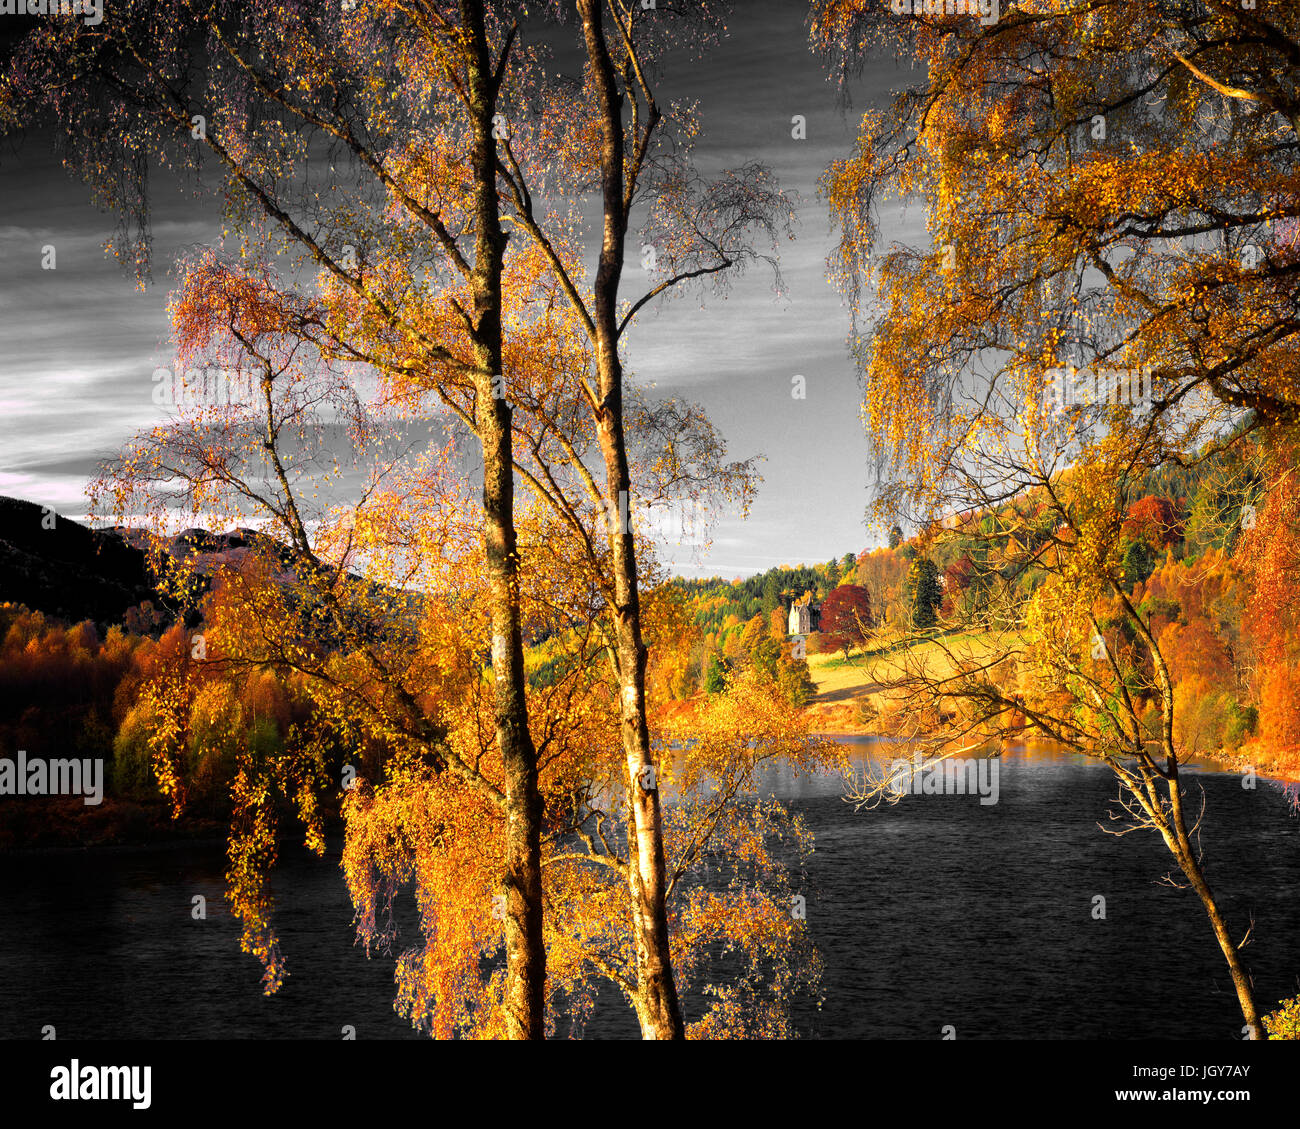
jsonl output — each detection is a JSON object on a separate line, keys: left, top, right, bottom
{"left": 1184, "top": 854, "right": 1265, "bottom": 1039}
{"left": 465, "top": 0, "right": 545, "bottom": 1039}
{"left": 578, "top": 0, "right": 684, "bottom": 1040}
{"left": 1117, "top": 579, "right": 1264, "bottom": 1037}
{"left": 1166, "top": 778, "right": 1265, "bottom": 1038}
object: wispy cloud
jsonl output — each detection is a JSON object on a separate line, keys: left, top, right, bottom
{"left": 0, "top": 2, "right": 901, "bottom": 578}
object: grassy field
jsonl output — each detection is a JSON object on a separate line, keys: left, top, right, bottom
{"left": 804, "top": 631, "right": 1009, "bottom": 731}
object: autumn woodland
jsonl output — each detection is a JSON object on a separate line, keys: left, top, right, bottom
{"left": 0, "top": 0, "right": 1299, "bottom": 1068}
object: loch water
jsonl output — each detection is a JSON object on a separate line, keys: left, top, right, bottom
{"left": 1, "top": 742, "right": 1297, "bottom": 1040}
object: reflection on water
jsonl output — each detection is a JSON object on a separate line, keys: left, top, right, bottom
{"left": 1, "top": 742, "right": 1297, "bottom": 1039}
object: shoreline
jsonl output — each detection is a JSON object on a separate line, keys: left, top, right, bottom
{"left": 4, "top": 742, "right": 1296, "bottom": 858}
{"left": 0, "top": 829, "right": 335, "bottom": 859}
{"left": 0, "top": 834, "right": 231, "bottom": 858}
{"left": 804, "top": 724, "right": 1300, "bottom": 786}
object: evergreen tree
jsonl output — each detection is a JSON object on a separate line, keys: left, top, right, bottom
{"left": 907, "top": 557, "right": 942, "bottom": 629}
{"left": 704, "top": 653, "right": 728, "bottom": 695}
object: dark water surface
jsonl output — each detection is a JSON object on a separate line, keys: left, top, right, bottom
{"left": 2, "top": 743, "right": 1297, "bottom": 1039}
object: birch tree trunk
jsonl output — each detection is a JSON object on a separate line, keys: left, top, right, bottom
{"left": 1166, "top": 778, "right": 1264, "bottom": 1039}
{"left": 578, "top": 0, "right": 685, "bottom": 1041}
{"left": 465, "top": 0, "right": 546, "bottom": 1039}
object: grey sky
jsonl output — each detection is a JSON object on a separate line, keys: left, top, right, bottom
{"left": 0, "top": 0, "right": 916, "bottom": 578}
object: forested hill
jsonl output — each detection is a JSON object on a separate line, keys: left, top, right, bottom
{"left": 665, "top": 436, "right": 1273, "bottom": 772}
{"left": 672, "top": 556, "right": 863, "bottom": 637}
{"left": 672, "top": 437, "right": 1257, "bottom": 651}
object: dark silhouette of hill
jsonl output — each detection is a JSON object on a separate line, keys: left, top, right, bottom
{"left": 0, "top": 497, "right": 422, "bottom": 639}
{"left": 0, "top": 497, "right": 164, "bottom": 629}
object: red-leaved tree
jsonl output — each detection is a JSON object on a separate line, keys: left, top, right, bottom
{"left": 1123, "top": 496, "right": 1182, "bottom": 548}
{"left": 820, "top": 584, "right": 873, "bottom": 662}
